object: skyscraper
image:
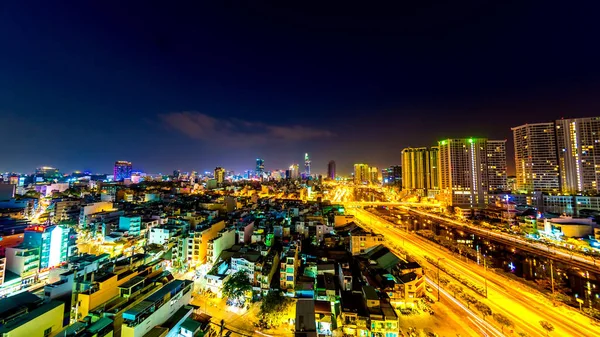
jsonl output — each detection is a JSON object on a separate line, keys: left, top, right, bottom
{"left": 555, "top": 117, "right": 600, "bottom": 194}
{"left": 327, "top": 160, "right": 336, "bottom": 180}
{"left": 382, "top": 165, "right": 402, "bottom": 185}
{"left": 256, "top": 158, "right": 265, "bottom": 178}
{"left": 438, "top": 138, "right": 489, "bottom": 208}
{"left": 487, "top": 140, "right": 508, "bottom": 191}
{"left": 369, "top": 167, "right": 379, "bottom": 183}
{"left": 304, "top": 153, "right": 311, "bottom": 175}
{"left": 401, "top": 147, "right": 438, "bottom": 193}
{"left": 353, "top": 164, "right": 369, "bottom": 185}
{"left": 214, "top": 167, "right": 225, "bottom": 184}
{"left": 289, "top": 164, "right": 300, "bottom": 180}
{"left": 113, "top": 161, "right": 132, "bottom": 182}
{"left": 428, "top": 146, "right": 439, "bottom": 190}
{"left": 512, "top": 123, "right": 559, "bottom": 193}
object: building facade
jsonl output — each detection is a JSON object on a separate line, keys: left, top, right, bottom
{"left": 327, "top": 160, "right": 336, "bottom": 180}
{"left": 353, "top": 164, "right": 370, "bottom": 185}
{"left": 289, "top": 164, "right": 300, "bottom": 180}
{"left": 214, "top": 167, "right": 225, "bottom": 184}
{"left": 113, "top": 161, "right": 132, "bottom": 182}
{"left": 487, "top": 140, "right": 508, "bottom": 191}
{"left": 256, "top": 159, "right": 265, "bottom": 179}
{"left": 438, "top": 138, "right": 489, "bottom": 208}
{"left": 305, "top": 153, "right": 311, "bottom": 175}
{"left": 401, "top": 147, "right": 438, "bottom": 194}
{"left": 512, "top": 123, "right": 560, "bottom": 193}
{"left": 555, "top": 117, "right": 600, "bottom": 194}
{"left": 382, "top": 165, "right": 401, "bottom": 186}
{"left": 23, "top": 225, "right": 69, "bottom": 270}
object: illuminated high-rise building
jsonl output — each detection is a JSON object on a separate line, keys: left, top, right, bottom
{"left": 555, "top": 117, "right": 600, "bottom": 194}
{"left": 289, "top": 164, "right": 300, "bottom": 180}
{"left": 369, "top": 167, "right": 379, "bottom": 183}
{"left": 512, "top": 123, "right": 559, "bottom": 193}
{"left": 214, "top": 167, "right": 226, "bottom": 184}
{"left": 327, "top": 160, "right": 336, "bottom": 180}
{"left": 35, "top": 166, "right": 61, "bottom": 183}
{"left": 487, "top": 140, "right": 508, "bottom": 191}
{"left": 428, "top": 146, "right": 439, "bottom": 190}
{"left": 438, "top": 138, "right": 489, "bottom": 208}
{"left": 401, "top": 147, "right": 438, "bottom": 193}
{"left": 382, "top": 165, "right": 402, "bottom": 185}
{"left": 23, "top": 225, "right": 69, "bottom": 270}
{"left": 304, "top": 153, "right": 311, "bottom": 175}
{"left": 256, "top": 158, "right": 265, "bottom": 178}
{"left": 113, "top": 161, "right": 133, "bottom": 182}
{"left": 353, "top": 164, "right": 369, "bottom": 185}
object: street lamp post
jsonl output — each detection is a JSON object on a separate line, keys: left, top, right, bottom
{"left": 483, "top": 254, "right": 488, "bottom": 298}
{"left": 437, "top": 257, "right": 445, "bottom": 302}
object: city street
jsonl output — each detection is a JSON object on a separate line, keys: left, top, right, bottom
{"left": 349, "top": 206, "right": 598, "bottom": 336}
{"left": 401, "top": 294, "right": 485, "bottom": 337}
{"left": 190, "top": 293, "right": 293, "bottom": 337}
{"left": 404, "top": 206, "right": 600, "bottom": 270}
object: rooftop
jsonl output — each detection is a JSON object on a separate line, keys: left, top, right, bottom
{"left": 0, "top": 301, "right": 63, "bottom": 333}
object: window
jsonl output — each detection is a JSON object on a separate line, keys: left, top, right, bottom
{"left": 44, "top": 328, "right": 52, "bottom": 337}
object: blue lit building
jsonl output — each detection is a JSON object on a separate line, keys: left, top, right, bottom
{"left": 256, "top": 159, "right": 265, "bottom": 178}
{"left": 114, "top": 161, "right": 133, "bottom": 182}
{"left": 22, "top": 225, "right": 69, "bottom": 270}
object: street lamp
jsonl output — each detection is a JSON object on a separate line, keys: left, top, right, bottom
{"left": 437, "top": 257, "right": 445, "bottom": 302}
{"left": 483, "top": 255, "right": 488, "bottom": 298}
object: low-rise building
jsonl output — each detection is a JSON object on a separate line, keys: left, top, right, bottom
{"left": 206, "top": 227, "right": 236, "bottom": 265}
{"left": 280, "top": 242, "right": 300, "bottom": 294}
{"left": 0, "top": 292, "right": 65, "bottom": 337}
{"left": 119, "top": 216, "right": 142, "bottom": 237}
{"left": 5, "top": 246, "right": 39, "bottom": 285}
{"left": 349, "top": 228, "right": 385, "bottom": 255}
{"left": 121, "top": 280, "right": 193, "bottom": 337}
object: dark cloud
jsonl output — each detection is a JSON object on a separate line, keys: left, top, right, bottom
{"left": 159, "top": 111, "right": 335, "bottom": 145}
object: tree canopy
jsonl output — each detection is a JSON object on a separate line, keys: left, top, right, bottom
{"left": 539, "top": 320, "right": 554, "bottom": 336}
{"left": 259, "top": 290, "right": 295, "bottom": 326}
{"left": 493, "top": 313, "right": 513, "bottom": 332}
{"left": 222, "top": 270, "right": 252, "bottom": 301}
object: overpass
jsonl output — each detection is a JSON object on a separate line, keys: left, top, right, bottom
{"left": 339, "top": 201, "right": 439, "bottom": 207}
{"left": 402, "top": 207, "right": 600, "bottom": 273}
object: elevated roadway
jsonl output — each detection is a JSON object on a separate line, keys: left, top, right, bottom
{"left": 403, "top": 206, "right": 600, "bottom": 272}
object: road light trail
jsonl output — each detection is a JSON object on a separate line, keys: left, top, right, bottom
{"left": 348, "top": 207, "right": 597, "bottom": 337}
{"left": 426, "top": 278, "right": 504, "bottom": 337}
{"left": 404, "top": 206, "right": 599, "bottom": 270}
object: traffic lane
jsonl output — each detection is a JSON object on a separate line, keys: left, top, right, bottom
{"left": 403, "top": 207, "right": 598, "bottom": 269}
{"left": 356, "top": 209, "right": 596, "bottom": 337}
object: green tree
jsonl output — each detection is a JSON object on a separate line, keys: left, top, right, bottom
{"left": 222, "top": 270, "right": 252, "bottom": 301}
{"left": 461, "top": 293, "right": 477, "bottom": 309}
{"left": 448, "top": 283, "right": 463, "bottom": 297}
{"left": 259, "top": 291, "right": 295, "bottom": 326}
{"left": 493, "top": 313, "right": 513, "bottom": 332}
{"left": 539, "top": 320, "right": 554, "bottom": 336}
{"left": 474, "top": 301, "right": 492, "bottom": 320}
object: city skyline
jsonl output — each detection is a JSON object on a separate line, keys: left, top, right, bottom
{"left": 2, "top": 3, "right": 600, "bottom": 174}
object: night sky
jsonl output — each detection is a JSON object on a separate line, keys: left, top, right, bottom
{"left": 1, "top": 2, "right": 599, "bottom": 175}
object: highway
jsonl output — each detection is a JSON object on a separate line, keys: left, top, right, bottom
{"left": 348, "top": 207, "right": 598, "bottom": 337}
{"left": 404, "top": 206, "right": 600, "bottom": 271}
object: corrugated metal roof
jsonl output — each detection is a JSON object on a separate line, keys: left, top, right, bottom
{"left": 123, "top": 300, "right": 153, "bottom": 320}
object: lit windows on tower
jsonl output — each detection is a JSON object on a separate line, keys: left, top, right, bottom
{"left": 114, "top": 161, "right": 133, "bottom": 182}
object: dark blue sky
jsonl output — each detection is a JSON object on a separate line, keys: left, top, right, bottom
{"left": 1, "top": 2, "right": 599, "bottom": 175}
